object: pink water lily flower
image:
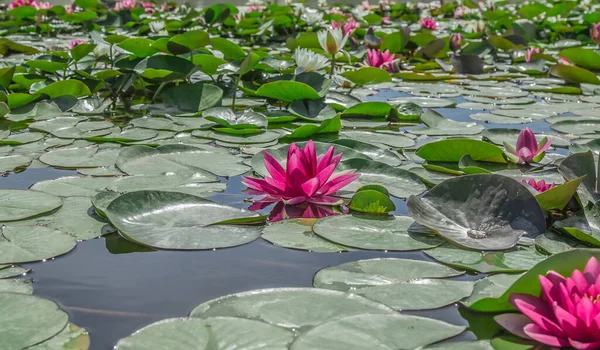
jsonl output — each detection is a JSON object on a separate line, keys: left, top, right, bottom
{"left": 419, "top": 18, "right": 438, "bottom": 30}
{"left": 591, "top": 23, "right": 600, "bottom": 45}
{"left": 242, "top": 140, "right": 360, "bottom": 206}
{"left": 495, "top": 257, "right": 600, "bottom": 349}
{"left": 67, "top": 39, "right": 86, "bottom": 49}
{"left": 522, "top": 178, "right": 556, "bottom": 193}
{"left": 504, "top": 128, "right": 552, "bottom": 164}
{"left": 113, "top": 0, "right": 136, "bottom": 11}
{"left": 365, "top": 49, "right": 395, "bottom": 71}
{"left": 331, "top": 18, "right": 360, "bottom": 37}
{"left": 246, "top": 5, "right": 262, "bottom": 13}
{"left": 558, "top": 57, "right": 574, "bottom": 66}
{"left": 141, "top": 2, "right": 155, "bottom": 14}
{"left": 525, "top": 48, "right": 540, "bottom": 63}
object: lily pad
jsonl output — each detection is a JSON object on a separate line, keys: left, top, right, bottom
{"left": 0, "top": 293, "right": 69, "bottom": 350}
{"left": 0, "top": 225, "right": 77, "bottom": 264}
{"left": 261, "top": 219, "right": 350, "bottom": 252}
{"left": 105, "top": 191, "right": 263, "bottom": 250}
{"left": 289, "top": 314, "right": 465, "bottom": 350}
{"left": 29, "top": 323, "right": 90, "bottom": 350}
{"left": 409, "top": 110, "right": 484, "bottom": 136}
{"left": 313, "top": 215, "right": 444, "bottom": 251}
{"left": 0, "top": 279, "right": 33, "bottom": 294}
{"left": 39, "top": 146, "right": 120, "bottom": 168}
{"left": 0, "top": 189, "right": 62, "bottom": 221}
{"left": 416, "top": 139, "right": 506, "bottom": 163}
{"left": 115, "top": 317, "right": 293, "bottom": 350}
{"left": 0, "top": 154, "right": 31, "bottom": 173}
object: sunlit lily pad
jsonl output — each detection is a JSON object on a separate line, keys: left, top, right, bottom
{"left": 0, "top": 189, "right": 63, "bottom": 221}
{"left": 0, "top": 293, "right": 69, "bottom": 350}
{"left": 261, "top": 219, "right": 350, "bottom": 252}
{"left": 0, "top": 225, "right": 76, "bottom": 264}
{"left": 115, "top": 317, "right": 293, "bottom": 350}
{"left": 0, "top": 154, "right": 31, "bottom": 173}
{"left": 313, "top": 215, "right": 444, "bottom": 251}
{"left": 409, "top": 110, "right": 484, "bottom": 136}
{"left": 39, "top": 146, "right": 120, "bottom": 168}
{"left": 31, "top": 176, "right": 115, "bottom": 197}
{"left": 461, "top": 273, "right": 523, "bottom": 307}
{"left": 0, "top": 265, "right": 30, "bottom": 279}
{"left": 408, "top": 174, "right": 546, "bottom": 250}
{"left": 105, "top": 191, "right": 263, "bottom": 250}
{"left": 190, "top": 288, "right": 395, "bottom": 330}
{"left": 29, "top": 323, "right": 90, "bottom": 350}
{"left": 289, "top": 314, "right": 465, "bottom": 350}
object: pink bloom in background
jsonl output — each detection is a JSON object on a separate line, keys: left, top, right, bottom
{"left": 141, "top": 2, "right": 155, "bottom": 14}
{"left": 419, "top": 18, "right": 438, "bottom": 30}
{"left": 242, "top": 140, "right": 359, "bottom": 206}
{"left": 113, "top": 0, "right": 136, "bottom": 11}
{"left": 525, "top": 47, "right": 540, "bottom": 63}
{"left": 592, "top": 23, "right": 600, "bottom": 45}
{"left": 359, "top": 0, "right": 374, "bottom": 10}
{"left": 454, "top": 6, "right": 466, "bottom": 18}
{"left": 8, "top": 0, "right": 50, "bottom": 10}
{"left": 246, "top": 5, "right": 262, "bottom": 13}
{"left": 522, "top": 178, "right": 556, "bottom": 193}
{"left": 495, "top": 257, "right": 600, "bottom": 349}
{"left": 67, "top": 39, "right": 86, "bottom": 49}
{"left": 160, "top": 2, "right": 177, "bottom": 11}
{"left": 558, "top": 57, "right": 574, "bottom": 66}
{"left": 32, "top": 1, "right": 50, "bottom": 9}
{"left": 366, "top": 49, "right": 395, "bottom": 71}
{"left": 504, "top": 128, "right": 552, "bottom": 164}
{"left": 382, "top": 16, "right": 391, "bottom": 25}
{"left": 330, "top": 18, "right": 360, "bottom": 36}
{"left": 327, "top": 7, "right": 345, "bottom": 15}
{"left": 449, "top": 33, "right": 462, "bottom": 52}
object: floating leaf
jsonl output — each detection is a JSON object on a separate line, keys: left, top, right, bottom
{"left": 0, "top": 190, "right": 62, "bottom": 222}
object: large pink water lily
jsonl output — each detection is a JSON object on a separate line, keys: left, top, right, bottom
{"left": 365, "top": 49, "right": 395, "bottom": 71}
{"left": 504, "top": 128, "right": 553, "bottom": 164}
{"left": 495, "top": 257, "right": 600, "bottom": 349}
{"left": 243, "top": 141, "right": 360, "bottom": 206}
{"left": 522, "top": 178, "right": 556, "bottom": 193}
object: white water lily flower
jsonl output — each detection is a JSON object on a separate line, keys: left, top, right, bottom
{"left": 317, "top": 28, "right": 349, "bottom": 54}
{"left": 293, "top": 48, "right": 329, "bottom": 74}
{"left": 302, "top": 8, "right": 324, "bottom": 25}
{"left": 149, "top": 21, "right": 166, "bottom": 34}
{"left": 317, "top": 0, "right": 327, "bottom": 7}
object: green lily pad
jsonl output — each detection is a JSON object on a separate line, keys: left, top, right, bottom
{"left": 0, "top": 189, "right": 62, "bottom": 222}
{"left": 313, "top": 215, "right": 444, "bottom": 251}
{"left": 261, "top": 219, "right": 350, "bottom": 252}
{"left": 0, "top": 279, "right": 33, "bottom": 294}
{"left": 289, "top": 314, "right": 465, "bottom": 350}
{"left": 0, "top": 293, "right": 69, "bottom": 350}
{"left": 409, "top": 110, "right": 484, "bottom": 136}
{"left": 115, "top": 317, "right": 293, "bottom": 350}
{"left": 29, "top": 323, "right": 90, "bottom": 350}
{"left": 0, "top": 154, "right": 31, "bottom": 173}
{"left": 407, "top": 174, "right": 546, "bottom": 250}
{"left": 535, "top": 231, "right": 588, "bottom": 255}
{"left": 190, "top": 288, "right": 395, "bottom": 331}
{"left": 105, "top": 191, "right": 263, "bottom": 250}
{"left": 416, "top": 139, "right": 507, "bottom": 163}
{"left": 461, "top": 273, "right": 523, "bottom": 307}
{"left": 256, "top": 81, "right": 320, "bottom": 102}
{"left": 339, "top": 130, "right": 415, "bottom": 148}
{"left": 0, "top": 265, "right": 30, "bottom": 279}
{"left": 0, "top": 225, "right": 76, "bottom": 264}
{"left": 39, "top": 146, "right": 120, "bottom": 168}
{"left": 31, "top": 176, "right": 115, "bottom": 197}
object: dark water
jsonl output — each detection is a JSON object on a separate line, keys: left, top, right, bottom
{"left": 3, "top": 91, "right": 561, "bottom": 349}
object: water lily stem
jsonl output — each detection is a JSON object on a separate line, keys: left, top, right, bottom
{"left": 231, "top": 75, "right": 240, "bottom": 110}
{"left": 330, "top": 55, "right": 336, "bottom": 78}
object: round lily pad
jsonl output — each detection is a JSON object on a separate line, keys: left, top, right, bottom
{"left": 0, "top": 265, "right": 30, "bottom": 279}
{"left": 261, "top": 219, "right": 350, "bottom": 252}
{"left": 0, "top": 293, "right": 69, "bottom": 350}
{"left": 0, "top": 279, "right": 33, "bottom": 294}
{"left": 313, "top": 215, "right": 444, "bottom": 251}
{"left": 105, "top": 190, "right": 263, "bottom": 250}
{"left": 0, "top": 225, "right": 77, "bottom": 264}
{"left": 31, "top": 176, "right": 116, "bottom": 197}
{"left": 0, "top": 190, "right": 63, "bottom": 222}
{"left": 39, "top": 146, "right": 120, "bottom": 168}
{"left": 29, "top": 323, "right": 90, "bottom": 350}
{"left": 190, "top": 288, "right": 395, "bottom": 331}
{"left": 115, "top": 317, "right": 293, "bottom": 350}
{"left": 289, "top": 313, "right": 465, "bottom": 350}
{"left": 407, "top": 174, "right": 546, "bottom": 250}
{"left": 0, "top": 155, "right": 31, "bottom": 173}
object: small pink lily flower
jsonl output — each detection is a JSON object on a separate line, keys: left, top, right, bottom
{"left": 419, "top": 18, "right": 438, "bottom": 30}
{"left": 591, "top": 23, "right": 600, "bottom": 46}
{"left": 521, "top": 178, "right": 556, "bottom": 193}
{"left": 160, "top": 2, "right": 177, "bottom": 11}
{"left": 525, "top": 48, "right": 540, "bottom": 63}
{"left": 503, "top": 128, "right": 553, "bottom": 164}
{"left": 558, "top": 57, "right": 574, "bottom": 66}
{"left": 327, "top": 7, "right": 345, "bottom": 15}
{"left": 32, "top": 1, "right": 50, "bottom": 9}
{"left": 382, "top": 16, "right": 391, "bottom": 25}
{"left": 245, "top": 5, "right": 262, "bottom": 13}
{"left": 67, "top": 39, "right": 86, "bottom": 49}
{"left": 242, "top": 140, "right": 360, "bottom": 206}
{"left": 495, "top": 257, "right": 600, "bottom": 349}
{"left": 359, "top": 0, "right": 374, "bottom": 11}
{"left": 365, "top": 49, "right": 395, "bottom": 72}
{"left": 449, "top": 33, "right": 463, "bottom": 52}
{"left": 331, "top": 18, "right": 360, "bottom": 37}
{"left": 141, "top": 2, "right": 155, "bottom": 14}
{"left": 454, "top": 6, "right": 466, "bottom": 19}
{"left": 113, "top": 0, "right": 136, "bottom": 11}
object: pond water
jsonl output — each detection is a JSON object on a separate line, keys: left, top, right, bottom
{"left": 0, "top": 90, "right": 560, "bottom": 349}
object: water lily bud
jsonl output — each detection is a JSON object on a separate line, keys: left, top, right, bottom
{"left": 591, "top": 23, "right": 600, "bottom": 45}
{"left": 449, "top": 33, "right": 463, "bottom": 52}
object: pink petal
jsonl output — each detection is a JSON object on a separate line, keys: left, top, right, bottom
{"left": 317, "top": 146, "right": 334, "bottom": 173}
{"left": 319, "top": 171, "right": 360, "bottom": 195}
{"left": 263, "top": 151, "right": 286, "bottom": 183}
{"left": 304, "top": 140, "right": 317, "bottom": 177}
{"left": 523, "top": 324, "right": 570, "bottom": 348}
{"left": 494, "top": 313, "right": 531, "bottom": 339}
{"left": 518, "top": 147, "right": 534, "bottom": 163}
{"left": 584, "top": 257, "right": 600, "bottom": 285}
{"left": 284, "top": 196, "right": 307, "bottom": 205}
{"left": 554, "top": 303, "right": 589, "bottom": 341}
{"left": 537, "top": 137, "right": 553, "bottom": 155}
{"left": 509, "top": 293, "right": 565, "bottom": 337}
{"left": 539, "top": 275, "right": 559, "bottom": 305}
{"left": 315, "top": 163, "right": 337, "bottom": 185}
{"left": 242, "top": 177, "right": 282, "bottom": 196}
{"left": 516, "top": 128, "right": 537, "bottom": 157}
{"left": 301, "top": 177, "right": 321, "bottom": 197}
{"left": 569, "top": 339, "right": 600, "bottom": 350}
{"left": 576, "top": 297, "right": 596, "bottom": 328}
{"left": 571, "top": 271, "right": 591, "bottom": 295}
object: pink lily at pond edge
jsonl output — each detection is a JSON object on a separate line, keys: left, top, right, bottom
{"left": 522, "top": 178, "right": 556, "bottom": 193}
{"left": 495, "top": 257, "right": 600, "bottom": 349}
{"left": 243, "top": 140, "right": 359, "bottom": 207}
{"left": 504, "top": 128, "right": 553, "bottom": 164}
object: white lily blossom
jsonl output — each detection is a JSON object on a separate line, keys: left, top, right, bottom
{"left": 317, "top": 28, "right": 349, "bottom": 54}
{"left": 293, "top": 48, "right": 329, "bottom": 74}
{"left": 149, "top": 21, "right": 167, "bottom": 35}
{"left": 302, "top": 8, "right": 324, "bottom": 25}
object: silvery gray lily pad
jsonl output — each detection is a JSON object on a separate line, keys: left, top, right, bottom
{"left": 0, "top": 190, "right": 63, "bottom": 221}
{"left": 409, "top": 110, "right": 484, "bottom": 136}
{"left": 407, "top": 174, "right": 546, "bottom": 250}
{"left": 0, "top": 225, "right": 77, "bottom": 264}
{"left": 105, "top": 191, "right": 263, "bottom": 250}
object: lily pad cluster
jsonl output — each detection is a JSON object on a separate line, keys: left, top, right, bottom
{"left": 0, "top": 0, "right": 600, "bottom": 348}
